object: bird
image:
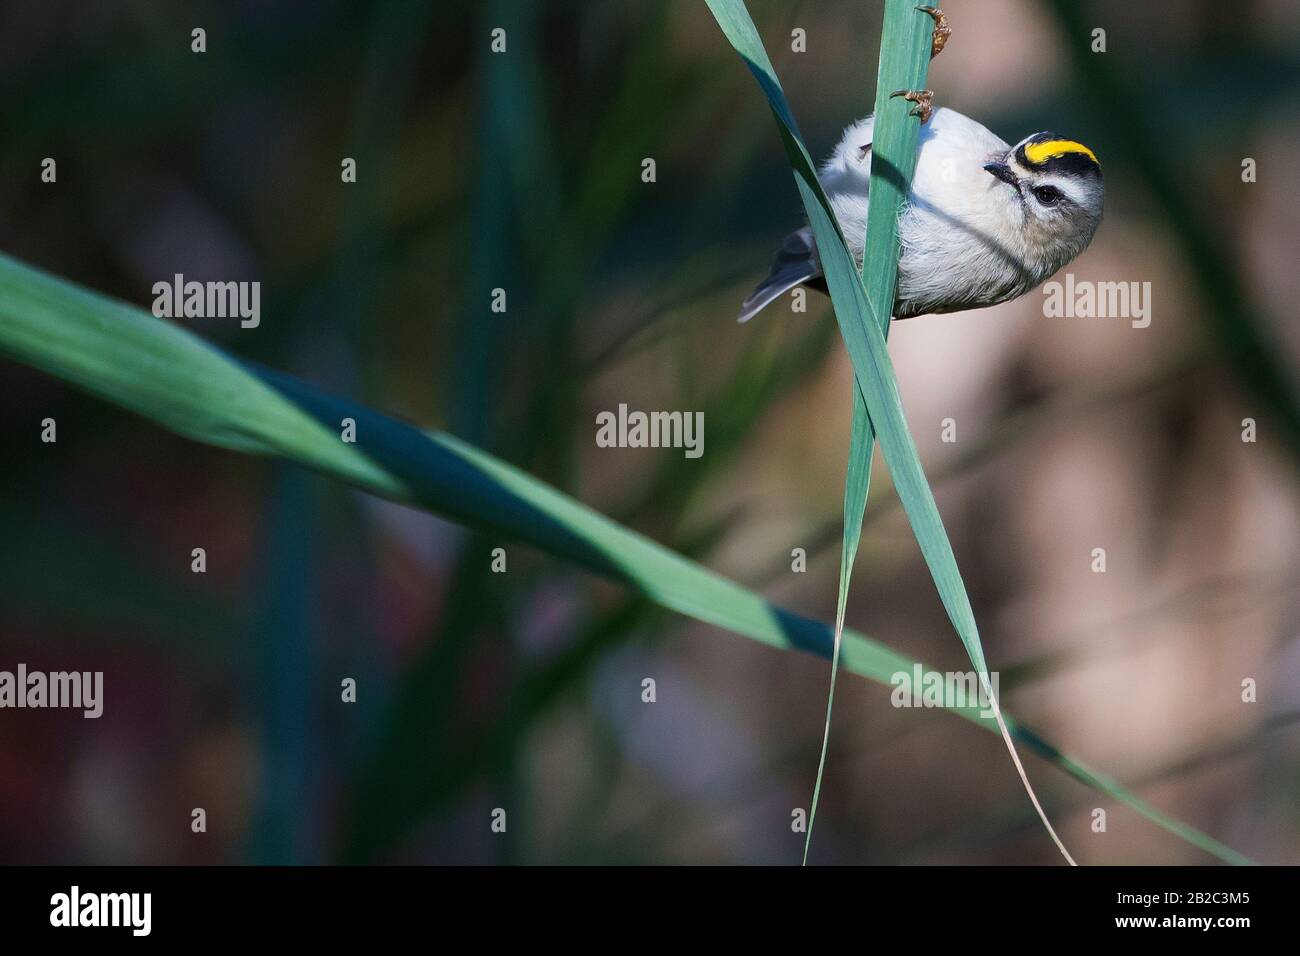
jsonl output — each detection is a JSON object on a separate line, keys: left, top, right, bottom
{"left": 738, "top": 106, "right": 1104, "bottom": 324}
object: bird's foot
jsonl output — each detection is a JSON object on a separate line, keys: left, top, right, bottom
{"left": 917, "top": 6, "right": 951, "bottom": 59}
{"left": 890, "top": 88, "right": 935, "bottom": 123}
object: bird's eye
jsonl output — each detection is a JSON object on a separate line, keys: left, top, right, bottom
{"left": 1033, "top": 185, "right": 1062, "bottom": 206}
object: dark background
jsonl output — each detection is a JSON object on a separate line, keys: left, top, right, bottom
{"left": 0, "top": 0, "right": 1297, "bottom": 864}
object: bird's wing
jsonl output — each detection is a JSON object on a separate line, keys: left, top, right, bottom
{"left": 738, "top": 226, "right": 822, "bottom": 323}
{"left": 739, "top": 115, "right": 877, "bottom": 324}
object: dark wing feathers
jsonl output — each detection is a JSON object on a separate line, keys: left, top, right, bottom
{"left": 737, "top": 226, "right": 822, "bottom": 323}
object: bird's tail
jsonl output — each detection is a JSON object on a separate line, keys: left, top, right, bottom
{"left": 738, "top": 225, "right": 823, "bottom": 323}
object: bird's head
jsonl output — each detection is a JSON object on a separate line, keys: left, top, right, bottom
{"left": 983, "top": 132, "right": 1104, "bottom": 265}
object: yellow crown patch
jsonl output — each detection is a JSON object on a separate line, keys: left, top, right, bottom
{"left": 1023, "top": 139, "right": 1099, "bottom": 168}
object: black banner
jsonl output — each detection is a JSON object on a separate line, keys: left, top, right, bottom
{"left": 0, "top": 865, "right": 1282, "bottom": 942}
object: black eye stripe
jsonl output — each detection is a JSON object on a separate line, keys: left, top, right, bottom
{"left": 1033, "top": 185, "right": 1064, "bottom": 206}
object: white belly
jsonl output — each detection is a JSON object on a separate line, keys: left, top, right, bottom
{"left": 824, "top": 108, "right": 1042, "bottom": 319}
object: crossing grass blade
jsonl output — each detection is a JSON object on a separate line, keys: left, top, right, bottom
{"left": 0, "top": 246, "right": 1252, "bottom": 865}
{"left": 806, "top": 393, "right": 874, "bottom": 864}
{"left": 703, "top": 0, "right": 1076, "bottom": 862}
{"left": 806, "top": 0, "right": 932, "bottom": 866}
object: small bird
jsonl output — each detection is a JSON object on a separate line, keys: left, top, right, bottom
{"left": 738, "top": 107, "right": 1104, "bottom": 323}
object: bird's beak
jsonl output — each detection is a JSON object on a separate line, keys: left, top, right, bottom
{"left": 983, "top": 161, "right": 1019, "bottom": 188}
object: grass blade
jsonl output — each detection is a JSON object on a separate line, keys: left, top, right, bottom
{"left": 805, "top": 391, "right": 873, "bottom": 864}
{"left": 704, "top": 0, "right": 1076, "bottom": 862}
{"left": 0, "top": 251, "right": 1251, "bottom": 863}
{"left": 806, "top": 0, "right": 933, "bottom": 865}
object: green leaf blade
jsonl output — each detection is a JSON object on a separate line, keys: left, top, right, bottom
{"left": 0, "top": 115, "right": 1252, "bottom": 867}
{"left": 807, "top": 0, "right": 935, "bottom": 865}
{"left": 704, "top": 0, "right": 1078, "bottom": 860}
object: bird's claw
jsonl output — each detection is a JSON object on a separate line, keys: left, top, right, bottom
{"left": 890, "top": 88, "right": 935, "bottom": 123}
{"left": 917, "top": 6, "right": 951, "bottom": 59}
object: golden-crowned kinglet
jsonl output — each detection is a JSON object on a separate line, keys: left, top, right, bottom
{"left": 739, "top": 107, "right": 1103, "bottom": 323}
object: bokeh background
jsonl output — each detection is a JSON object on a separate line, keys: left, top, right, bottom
{"left": 1, "top": 0, "right": 1298, "bottom": 864}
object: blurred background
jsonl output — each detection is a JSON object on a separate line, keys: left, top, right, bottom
{"left": 0, "top": 0, "right": 1297, "bottom": 864}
